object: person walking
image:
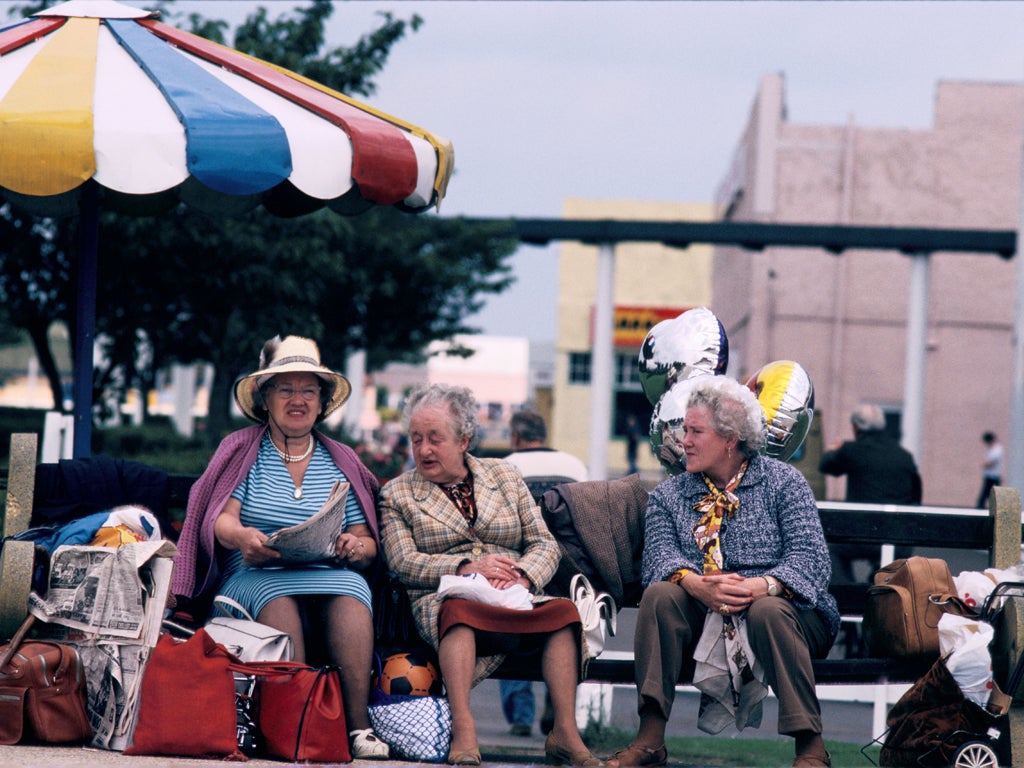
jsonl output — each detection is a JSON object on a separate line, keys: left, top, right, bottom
{"left": 499, "top": 409, "right": 589, "bottom": 737}
{"left": 977, "top": 431, "right": 1003, "bottom": 509}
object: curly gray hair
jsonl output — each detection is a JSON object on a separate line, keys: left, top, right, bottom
{"left": 402, "top": 383, "right": 481, "bottom": 451}
{"left": 686, "top": 376, "right": 766, "bottom": 457}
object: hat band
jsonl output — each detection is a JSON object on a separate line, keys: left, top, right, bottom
{"left": 265, "top": 355, "right": 322, "bottom": 370}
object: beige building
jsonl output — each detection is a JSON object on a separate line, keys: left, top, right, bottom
{"left": 713, "top": 74, "right": 1021, "bottom": 506}
{"left": 552, "top": 199, "right": 716, "bottom": 476}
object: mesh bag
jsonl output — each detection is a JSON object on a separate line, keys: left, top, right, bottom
{"left": 368, "top": 689, "right": 451, "bottom": 763}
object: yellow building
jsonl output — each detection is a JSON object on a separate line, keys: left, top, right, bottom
{"left": 552, "top": 198, "right": 716, "bottom": 478}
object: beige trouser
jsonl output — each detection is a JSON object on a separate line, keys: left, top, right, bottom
{"left": 634, "top": 580, "right": 833, "bottom": 735}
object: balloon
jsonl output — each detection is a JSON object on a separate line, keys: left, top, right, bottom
{"left": 647, "top": 376, "right": 706, "bottom": 475}
{"left": 746, "top": 360, "right": 814, "bottom": 462}
{"left": 638, "top": 307, "right": 729, "bottom": 405}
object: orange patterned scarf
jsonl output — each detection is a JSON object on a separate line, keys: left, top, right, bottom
{"left": 691, "top": 461, "right": 748, "bottom": 574}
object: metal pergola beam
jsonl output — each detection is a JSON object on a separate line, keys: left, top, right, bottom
{"left": 465, "top": 218, "right": 1016, "bottom": 257}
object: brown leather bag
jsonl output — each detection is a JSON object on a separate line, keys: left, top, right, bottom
{"left": 0, "top": 618, "right": 92, "bottom": 745}
{"left": 863, "top": 556, "right": 976, "bottom": 659}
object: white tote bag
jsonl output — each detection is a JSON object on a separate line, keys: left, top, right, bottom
{"left": 569, "top": 573, "right": 617, "bottom": 659}
{"left": 204, "top": 596, "right": 294, "bottom": 662}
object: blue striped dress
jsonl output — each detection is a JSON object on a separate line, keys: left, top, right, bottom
{"left": 216, "top": 435, "right": 373, "bottom": 617}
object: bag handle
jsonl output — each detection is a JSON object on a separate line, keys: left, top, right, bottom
{"left": 212, "top": 595, "right": 257, "bottom": 621}
{"left": 0, "top": 614, "right": 36, "bottom": 671}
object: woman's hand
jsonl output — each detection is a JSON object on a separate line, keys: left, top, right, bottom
{"left": 334, "top": 524, "right": 376, "bottom": 569}
{"left": 214, "top": 498, "right": 281, "bottom": 564}
{"left": 235, "top": 527, "right": 282, "bottom": 565}
{"left": 457, "top": 554, "right": 525, "bottom": 589}
{"left": 682, "top": 572, "right": 755, "bottom": 615}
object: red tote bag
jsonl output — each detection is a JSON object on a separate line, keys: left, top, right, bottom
{"left": 126, "top": 628, "right": 243, "bottom": 759}
{"left": 244, "top": 661, "right": 351, "bottom": 763}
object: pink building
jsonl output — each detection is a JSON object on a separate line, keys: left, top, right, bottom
{"left": 712, "top": 74, "right": 1022, "bottom": 506}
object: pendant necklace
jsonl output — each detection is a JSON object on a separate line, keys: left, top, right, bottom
{"left": 271, "top": 434, "right": 314, "bottom": 500}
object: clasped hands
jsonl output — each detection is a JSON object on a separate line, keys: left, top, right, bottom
{"left": 684, "top": 572, "right": 770, "bottom": 616}
{"left": 457, "top": 554, "right": 529, "bottom": 591}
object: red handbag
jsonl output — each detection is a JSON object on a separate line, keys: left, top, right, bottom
{"left": 243, "top": 661, "right": 351, "bottom": 763}
{"left": 125, "top": 628, "right": 244, "bottom": 759}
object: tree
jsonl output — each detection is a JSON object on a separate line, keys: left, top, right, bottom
{"left": 97, "top": 204, "right": 516, "bottom": 442}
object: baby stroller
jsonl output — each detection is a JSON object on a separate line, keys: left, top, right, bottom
{"left": 865, "top": 581, "right": 1024, "bottom": 768}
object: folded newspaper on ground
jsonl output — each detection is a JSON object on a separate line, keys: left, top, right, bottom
{"left": 264, "top": 479, "right": 350, "bottom": 562}
{"left": 27, "top": 540, "right": 176, "bottom": 750}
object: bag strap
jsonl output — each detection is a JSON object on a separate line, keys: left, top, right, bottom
{"left": 0, "top": 614, "right": 36, "bottom": 671}
{"left": 212, "top": 595, "right": 257, "bottom": 621}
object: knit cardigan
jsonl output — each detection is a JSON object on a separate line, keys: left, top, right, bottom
{"left": 171, "top": 424, "right": 380, "bottom": 606}
{"left": 641, "top": 454, "right": 840, "bottom": 639}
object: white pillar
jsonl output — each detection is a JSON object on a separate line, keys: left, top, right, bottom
{"left": 343, "top": 349, "right": 367, "bottom": 439}
{"left": 901, "top": 253, "right": 929, "bottom": 462}
{"left": 1009, "top": 112, "right": 1024, "bottom": 492}
{"left": 588, "top": 242, "right": 615, "bottom": 481}
{"left": 170, "top": 363, "right": 196, "bottom": 438}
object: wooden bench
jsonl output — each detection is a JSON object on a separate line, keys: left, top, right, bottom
{"left": 3, "top": 435, "right": 1024, "bottom": 757}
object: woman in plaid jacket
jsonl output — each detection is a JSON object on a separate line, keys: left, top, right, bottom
{"left": 379, "top": 383, "right": 602, "bottom": 767}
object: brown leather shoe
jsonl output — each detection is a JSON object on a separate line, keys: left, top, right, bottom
{"left": 606, "top": 743, "right": 668, "bottom": 767}
{"left": 792, "top": 749, "right": 831, "bottom": 768}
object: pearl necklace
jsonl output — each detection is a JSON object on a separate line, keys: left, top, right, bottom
{"left": 271, "top": 434, "right": 314, "bottom": 463}
{"left": 270, "top": 435, "right": 314, "bottom": 500}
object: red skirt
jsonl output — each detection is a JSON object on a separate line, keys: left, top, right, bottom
{"left": 439, "top": 598, "right": 580, "bottom": 654}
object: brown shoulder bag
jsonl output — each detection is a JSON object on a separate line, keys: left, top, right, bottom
{"left": 863, "top": 556, "right": 976, "bottom": 659}
{"left": 0, "top": 616, "right": 92, "bottom": 745}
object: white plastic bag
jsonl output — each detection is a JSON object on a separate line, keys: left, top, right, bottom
{"left": 937, "top": 613, "right": 994, "bottom": 707}
{"left": 437, "top": 573, "right": 533, "bottom": 610}
{"left": 952, "top": 570, "right": 996, "bottom": 612}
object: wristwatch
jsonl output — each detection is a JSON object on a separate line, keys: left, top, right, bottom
{"left": 765, "top": 576, "right": 780, "bottom": 597}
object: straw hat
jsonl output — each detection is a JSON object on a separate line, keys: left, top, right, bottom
{"left": 234, "top": 335, "right": 351, "bottom": 423}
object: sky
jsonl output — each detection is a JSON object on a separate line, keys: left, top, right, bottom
{"left": 27, "top": 0, "right": 1024, "bottom": 342}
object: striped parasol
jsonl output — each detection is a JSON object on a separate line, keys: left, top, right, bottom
{"left": 0, "top": 0, "right": 454, "bottom": 454}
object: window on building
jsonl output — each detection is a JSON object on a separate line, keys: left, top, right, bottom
{"left": 615, "top": 353, "right": 643, "bottom": 390}
{"left": 568, "top": 352, "right": 591, "bottom": 384}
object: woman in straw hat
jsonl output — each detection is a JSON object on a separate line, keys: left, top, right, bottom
{"left": 172, "top": 335, "right": 389, "bottom": 759}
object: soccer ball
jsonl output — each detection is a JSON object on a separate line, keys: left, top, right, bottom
{"left": 378, "top": 651, "right": 442, "bottom": 697}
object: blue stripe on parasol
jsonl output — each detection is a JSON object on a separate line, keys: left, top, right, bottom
{"left": 105, "top": 18, "right": 292, "bottom": 195}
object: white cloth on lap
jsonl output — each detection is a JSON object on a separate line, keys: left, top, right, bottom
{"left": 437, "top": 573, "right": 533, "bottom": 610}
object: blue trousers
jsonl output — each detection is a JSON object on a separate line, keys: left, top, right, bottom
{"left": 499, "top": 679, "right": 535, "bottom": 727}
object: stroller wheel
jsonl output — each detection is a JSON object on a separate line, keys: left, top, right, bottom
{"left": 952, "top": 740, "right": 999, "bottom": 768}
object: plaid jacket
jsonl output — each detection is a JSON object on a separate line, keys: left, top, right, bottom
{"left": 379, "top": 454, "right": 560, "bottom": 683}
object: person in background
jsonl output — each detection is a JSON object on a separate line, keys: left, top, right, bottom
{"left": 500, "top": 409, "right": 589, "bottom": 737}
{"left": 977, "top": 431, "right": 1003, "bottom": 509}
{"left": 625, "top": 414, "right": 644, "bottom": 475}
{"left": 171, "top": 335, "right": 389, "bottom": 760}
{"left": 609, "top": 376, "right": 837, "bottom": 768}
{"left": 818, "top": 404, "right": 921, "bottom": 583}
{"left": 379, "top": 384, "right": 602, "bottom": 767}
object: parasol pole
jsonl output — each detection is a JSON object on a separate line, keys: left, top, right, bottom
{"left": 72, "top": 182, "right": 98, "bottom": 458}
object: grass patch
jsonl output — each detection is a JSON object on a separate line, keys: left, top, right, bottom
{"left": 581, "top": 725, "right": 879, "bottom": 767}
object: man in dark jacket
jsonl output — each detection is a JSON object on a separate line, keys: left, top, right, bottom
{"left": 819, "top": 403, "right": 922, "bottom": 505}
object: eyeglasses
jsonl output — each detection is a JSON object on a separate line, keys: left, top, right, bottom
{"left": 269, "top": 385, "right": 321, "bottom": 401}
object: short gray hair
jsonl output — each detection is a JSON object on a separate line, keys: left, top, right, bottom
{"left": 403, "top": 383, "right": 481, "bottom": 451}
{"left": 686, "top": 376, "right": 766, "bottom": 457}
{"left": 851, "top": 404, "right": 886, "bottom": 433}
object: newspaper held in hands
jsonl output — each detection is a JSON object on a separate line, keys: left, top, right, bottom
{"left": 264, "top": 479, "right": 350, "bottom": 563}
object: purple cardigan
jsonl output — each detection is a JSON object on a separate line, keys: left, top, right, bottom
{"left": 171, "top": 424, "right": 380, "bottom": 605}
